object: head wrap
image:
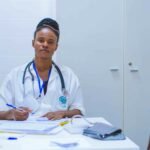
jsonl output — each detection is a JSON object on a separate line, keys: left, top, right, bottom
{"left": 34, "top": 18, "right": 59, "bottom": 41}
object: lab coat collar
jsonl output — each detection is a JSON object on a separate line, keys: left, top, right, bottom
{"left": 23, "top": 62, "right": 59, "bottom": 82}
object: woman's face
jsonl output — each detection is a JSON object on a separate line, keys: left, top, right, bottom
{"left": 32, "top": 27, "right": 58, "bottom": 60}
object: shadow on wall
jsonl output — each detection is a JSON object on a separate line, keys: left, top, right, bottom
{"left": 147, "top": 137, "right": 150, "bottom": 150}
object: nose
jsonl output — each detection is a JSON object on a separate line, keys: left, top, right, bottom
{"left": 43, "top": 41, "right": 48, "bottom": 47}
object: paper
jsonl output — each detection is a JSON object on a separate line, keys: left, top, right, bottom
{"left": 63, "top": 118, "right": 90, "bottom": 134}
{"left": 0, "top": 120, "right": 61, "bottom": 134}
{"left": 27, "top": 116, "right": 49, "bottom": 121}
{"left": 50, "top": 141, "right": 78, "bottom": 148}
{"left": 49, "top": 137, "right": 91, "bottom": 149}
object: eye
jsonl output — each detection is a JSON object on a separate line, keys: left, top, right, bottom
{"left": 37, "top": 38, "right": 44, "bottom": 43}
{"left": 47, "top": 40, "right": 56, "bottom": 45}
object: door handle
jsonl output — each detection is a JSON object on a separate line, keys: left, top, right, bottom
{"left": 128, "top": 62, "right": 139, "bottom": 72}
{"left": 130, "top": 68, "right": 139, "bottom": 72}
{"left": 110, "top": 68, "right": 119, "bottom": 71}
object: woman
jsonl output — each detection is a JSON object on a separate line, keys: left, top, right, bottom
{"left": 0, "top": 18, "right": 85, "bottom": 120}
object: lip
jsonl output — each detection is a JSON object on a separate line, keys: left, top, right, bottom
{"left": 40, "top": 49, "right": 49, "bottom": 52}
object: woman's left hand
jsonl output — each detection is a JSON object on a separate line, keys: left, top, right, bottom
{"left": 42, "top": 111, "right": 66, "bottom": 120}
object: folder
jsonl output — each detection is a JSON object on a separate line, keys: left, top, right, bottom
{"left": 83, "top": 122, "right": 125, "bottom": 140}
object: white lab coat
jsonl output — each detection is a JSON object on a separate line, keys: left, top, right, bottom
{"left": 0, "top": 62, "right": 85, "bottom": 117}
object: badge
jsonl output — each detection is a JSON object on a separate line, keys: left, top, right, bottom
{"left": 59, "top": 96, "right": 67, "bottom": 108}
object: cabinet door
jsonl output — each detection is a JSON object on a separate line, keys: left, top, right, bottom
{"left": 57, "top": 0, "right": 124, "bottom": 127}
{"left": 124, "top": 0, "right": 150, "bottom": 149}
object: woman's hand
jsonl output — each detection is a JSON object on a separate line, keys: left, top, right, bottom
{"left": 42, "top": 111, "right": 66, "bottom": 120}
{"left": 42, "top": 109, "right": 82, "bottom": 120}
{"left": 6, "top": 107, "right": 31, "bottom": 121}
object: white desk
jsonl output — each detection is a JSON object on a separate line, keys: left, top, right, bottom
{"left": 0, "top": 117, "right": 139, "bottom": 150}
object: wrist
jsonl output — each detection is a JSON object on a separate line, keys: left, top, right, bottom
{"left": 61, "top": 110, "right": 67, "bottom": 118}
{"left": 5, "top": 110, "right": 14, "bottom": 120}
{"left": 64, "top": 111, "right": 67, "bottom": 118}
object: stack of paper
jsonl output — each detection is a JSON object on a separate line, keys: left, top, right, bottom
{"left": 0, "top": 120, "right": 61, "bottom": 134}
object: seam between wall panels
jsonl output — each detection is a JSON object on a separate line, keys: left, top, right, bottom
{"left": 122, "top": 0, "right": 127, "bottom": 131}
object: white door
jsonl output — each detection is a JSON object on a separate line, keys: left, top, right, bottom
{"left": 124, "top": 0, "right": 150, "bottom": 149}
{"left": 57, "top": 0, "right": 124, "bottom": 128}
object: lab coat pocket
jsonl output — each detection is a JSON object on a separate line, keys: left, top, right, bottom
{"left": 54, "top": 94, "right": 69, "bottom": 111}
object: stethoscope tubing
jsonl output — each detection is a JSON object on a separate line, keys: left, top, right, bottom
{"left": 22, "top": 60, "right": 66, "bottom": 94}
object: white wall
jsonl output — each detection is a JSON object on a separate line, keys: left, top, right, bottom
{"left": 0, "top": 0, "right": 56, "bottom": 84}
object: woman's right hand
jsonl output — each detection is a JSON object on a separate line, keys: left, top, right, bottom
{"left": 6, "top": 107, "right": 31, "bottom": 121}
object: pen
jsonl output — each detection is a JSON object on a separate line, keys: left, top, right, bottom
{"left": 6, "top": 104, "right": 17, "bottom": 109}
{"left": 0, "top": 136, "right": 18, "bottom": 140}
{"left": 6, "top": 103, "right": 24, "bottom": 112}
{"left": 7, "top": 137, "right": 18, "bottom": 140}
{"left": 6, "top": 104, "right": 35, "bottom": 115}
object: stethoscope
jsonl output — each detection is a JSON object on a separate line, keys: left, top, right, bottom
{"left": 22, "top": 60, "right": 69, "bottom": 103}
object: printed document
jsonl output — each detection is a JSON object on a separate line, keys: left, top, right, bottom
{"left": 0, "top": 119, "right": 63, "bottom": 134}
